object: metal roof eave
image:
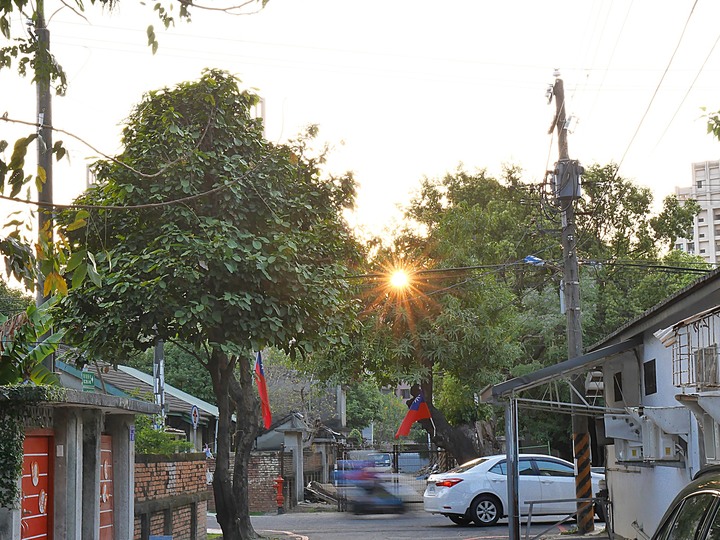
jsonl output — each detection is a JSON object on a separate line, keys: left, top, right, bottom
{"left": 482, "top": 336, "right": 642, "bottom": 403}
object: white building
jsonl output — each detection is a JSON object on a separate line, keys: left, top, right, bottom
{"left": 484, "top": 267, "right": 720, "bottom": 540}
{"left": 675, "top": 160, "right": 720, "bottom": 263}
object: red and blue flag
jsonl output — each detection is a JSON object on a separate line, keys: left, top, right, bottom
{"left": 395, "top": 390, "right": 431, "bottom": 438}
{"left": 255, "top": 351, "right": 272, "bottom": 429}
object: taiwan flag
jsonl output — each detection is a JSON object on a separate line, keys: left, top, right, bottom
{"left": 395, "top": 390, "right": 432, "bottom": 438}
{"left": 255, "top": 351, "right": 272, "bottom": 429}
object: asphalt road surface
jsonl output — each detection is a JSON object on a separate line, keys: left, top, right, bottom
{"left": 208, "top": 507, "right": 601, "bottom": 540}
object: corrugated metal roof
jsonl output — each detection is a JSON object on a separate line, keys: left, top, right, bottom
{"left": 117, "top": 365, "right": 218, "bottom": 418}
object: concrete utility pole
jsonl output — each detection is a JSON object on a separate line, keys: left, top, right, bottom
{"left": 35, "top": 0, "right": 55, "bottom": 373}
{"left": 551, "top": 74, "right": 594, "bottom": 534}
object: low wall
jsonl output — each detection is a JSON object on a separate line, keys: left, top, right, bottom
{"left": 134, "top": 453, "right": 211, "bottom": 540}
{"left": 207, "top": 451, "right": 293, "bottom": 514}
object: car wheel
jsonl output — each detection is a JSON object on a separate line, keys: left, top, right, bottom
{"left": 447, "top": 514, "right": 473, "bottom": 526}
{"left": 469, "top": 494, "right": 501, "bottom": 526}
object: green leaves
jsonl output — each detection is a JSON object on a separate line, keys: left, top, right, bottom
{"left": 146, "top": 25, "right": 159, "bottom": 55}
{"left": 0, "top": 298, "right": 63, "bottom": 385}
{"left": 53, "top": 69, "right": 361, "bottom": 371}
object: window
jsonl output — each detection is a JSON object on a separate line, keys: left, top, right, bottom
{"left": 489, "top": 459, "right": 535, "bottom": 476}
{"left": 400, "top": 388, "right": 411, "bottom": 399}
{"left": 613, "top": 372, "right": 623, "bottom": 403}
{"left": 708, "top": 494, "right": 720, "bottom": 540}
{"left": 700, "top": 217, "right": 706, "bottom": 223}
{"left": 700, "top": 233, "right": 706, "bottom": 239}
{"left": 534, "top": 459, "right": 574, "bottom": 477}
{"left": 644, "top": 359, "right": 657, "bottom": 395}
{"left": 701, "top": 249, "right": 707, "bottom": 254}
{"left": 698, "top": 180, "right": 704, "bottom": 188}
{"left": 655, "top": 493, "right": 717, "bottom": 540}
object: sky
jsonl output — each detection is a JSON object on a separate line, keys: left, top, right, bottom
{"left": 4, "top": 0, "right": 720, "bottom": 239}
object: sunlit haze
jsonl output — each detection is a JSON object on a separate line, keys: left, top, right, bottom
{"left": 3, "top": 0, "right": 720, "bottom": 242}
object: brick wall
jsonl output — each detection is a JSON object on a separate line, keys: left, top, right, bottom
{"left": 248, "top": 451, "right": 283, "bottom": 513}
{"left": 134, "top": 453, "right": 210, "bottom": 540}
{"left": 207, "top": 451, "right": 293, "bottom": 514}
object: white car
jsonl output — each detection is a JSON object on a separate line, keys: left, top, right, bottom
{"left": 423, "top": 454, "right": 604, "bottom": 526}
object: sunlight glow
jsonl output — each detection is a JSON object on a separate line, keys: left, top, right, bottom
{"left": 389, "top": 269, "right": 410, "bottom": 289}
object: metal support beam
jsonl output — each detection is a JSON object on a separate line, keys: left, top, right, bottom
{"left": 506, "top": 398, "right": 520, "bottom": 540}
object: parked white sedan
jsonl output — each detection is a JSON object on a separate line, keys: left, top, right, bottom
{"left": 423, "top": 454, "right": 604, "bottom": 526}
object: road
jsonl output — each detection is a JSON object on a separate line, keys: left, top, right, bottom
{"left": 208, "top": 507, "right": 602, "bottom": 540}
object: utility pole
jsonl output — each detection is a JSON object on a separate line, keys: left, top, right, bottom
{"left": 35, "top": 0, "right": 55, "bottom": 372}
{"left": 36, "top": 0, "right": 54, "bottom": 303}
{"left": 551, "top": 73, "right": 594, "bottom": 534}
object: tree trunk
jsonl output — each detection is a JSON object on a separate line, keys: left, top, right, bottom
{"left": 230, "top": 354, "right": 261, "bottom": 537}
{"left": 208, "top": 350, "right": 260, "bottom": 540}
{"left": 418, "top": 381, "right": 495, "bottom": 465}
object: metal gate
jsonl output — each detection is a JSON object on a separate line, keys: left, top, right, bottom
{"left": 22, "top": 431, "right": 53, "bottom": 539}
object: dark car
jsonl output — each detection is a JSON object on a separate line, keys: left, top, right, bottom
{"left": 652, "top": 465, "right": 720, "bottom": 540}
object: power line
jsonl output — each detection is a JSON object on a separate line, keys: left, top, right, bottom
{"left": 616, "top": 0, "right": 699, "bottom": 173}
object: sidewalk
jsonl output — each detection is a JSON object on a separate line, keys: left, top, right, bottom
{"left": 533, "top": 522, "right": 612, "bottom": 540}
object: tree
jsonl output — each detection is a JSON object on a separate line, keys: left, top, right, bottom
{"left": 54, "top": 70, "right": 361, "bottom": 540}
{"left": 345, "top": 380, "right": 384, "bottom": 431}
{"left": 323, "top": 163, "right": 702, "bottom": 465}
{"left": 0, "top": 281, "right": 32, "bottom": 317}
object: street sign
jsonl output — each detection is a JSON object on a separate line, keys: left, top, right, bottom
{"left": 81, "top": 371, "right": 95, "bottom": 392}
{"left": 191, "top": 405, "right": 199, "bottom": 429}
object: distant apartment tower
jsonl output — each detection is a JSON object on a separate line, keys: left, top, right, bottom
{"left": 675, "top": 160, "right": 720, "bottom": 264}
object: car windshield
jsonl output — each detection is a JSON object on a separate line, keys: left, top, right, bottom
{"left": 448, "top": 458, "right": 490, "bottom": 474}
{"left": 368, "top": 453, "right": 391, "bottom": 465}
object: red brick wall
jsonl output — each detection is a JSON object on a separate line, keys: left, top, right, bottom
{"left": 134, "top": 453, "right": 210, "bottom": 540}
{"left": 207, "top": 451, "right": 290, "bottom": 513}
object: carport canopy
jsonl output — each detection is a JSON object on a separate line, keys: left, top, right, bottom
{"left": 481, "top": 335, "right": 642, "bottom": 404}
{"left": 479, "top": 335, "right": 642, "bottom": 540}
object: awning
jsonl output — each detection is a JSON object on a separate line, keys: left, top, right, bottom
{"left": 481, "top": 336, "right": 643, "bottom": 403}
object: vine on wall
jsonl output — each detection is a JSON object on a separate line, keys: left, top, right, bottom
{"left": 0, "top": 385, "right": 66, "bottom": 509}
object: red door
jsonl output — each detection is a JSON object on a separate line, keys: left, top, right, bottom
{"left": 99, "top": 435, "right": 115, "bottom": 540}
{"left": 21, "top": 431, "right": 53, "bottom": 539}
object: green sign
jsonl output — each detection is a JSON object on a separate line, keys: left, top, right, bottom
{"left": 82, "top": 371, "right": 95, "bottom": 392}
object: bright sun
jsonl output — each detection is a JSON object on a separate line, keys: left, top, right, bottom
{"left": 389, "top": 269, "right": 410, "bottom": 289}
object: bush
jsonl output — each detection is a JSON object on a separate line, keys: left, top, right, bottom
{"left": 134, "top": 414, "right": 194, "bottom": 454}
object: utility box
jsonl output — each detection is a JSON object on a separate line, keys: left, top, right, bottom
{"left": 553, "top": 159, "right": 583, "bottom": 200}
{"left": 616, "top": 439, "right": 644, "bottom": 462}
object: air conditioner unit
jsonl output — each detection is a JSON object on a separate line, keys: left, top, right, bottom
{"left": 616, "top": 440, "right": 643, "bottom": 462}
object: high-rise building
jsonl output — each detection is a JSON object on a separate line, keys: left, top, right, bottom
{"left": 675, "top": 160, "right": 720, "bottom": 263}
